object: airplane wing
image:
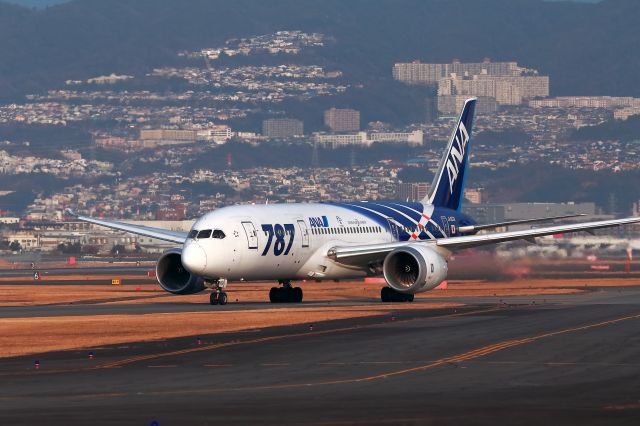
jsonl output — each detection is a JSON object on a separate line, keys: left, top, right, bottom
{"left": 457, "top": 214, "right": 586, "bottom": 233}
{"left": 67, "top": 210, "right": 187, "bottom": 244}
{"left": 329, "top": 216, "right": 640, "bottom": 265}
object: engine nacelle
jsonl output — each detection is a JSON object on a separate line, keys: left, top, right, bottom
{"left": 156, "top": 248, "right": 205, "bottom": 295}
{"left": 383, "top": 245, "right": 448, "bottom": 294}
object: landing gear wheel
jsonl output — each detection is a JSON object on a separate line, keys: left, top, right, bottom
{"left": 381, "top": 287, "right": 391, "bottom": 302}
{"left": 210, "top": 292, "right": 219, "bottom": 305}
{"left": 269, "top": 287, "right": 279, "bottom": 303}
{"left": 269, "top": 284, "right": 303, "bottom": 303}
{"left": 218, "top": 292, "right": 228, "bottom": 305}
{"left": 381, "top": 287, "right": 414, "bottom": 303}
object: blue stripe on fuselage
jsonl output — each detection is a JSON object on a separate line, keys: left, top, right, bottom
{"left": 327, "top": 201, "right": 477, "bottom": 242}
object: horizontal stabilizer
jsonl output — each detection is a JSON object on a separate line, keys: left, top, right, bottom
{"left": 457, "top": 214, "right": 587, "bottom": 233}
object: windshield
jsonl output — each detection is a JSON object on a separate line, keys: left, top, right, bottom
{"left": 197, "top": 229, "right": 212, "bottom": 239}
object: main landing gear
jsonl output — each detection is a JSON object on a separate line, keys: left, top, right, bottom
{"left": 381, "top": 287, "right": 414, "bottom": 303}
{"left": 269, "top": 280, "right": 303, "bottom": 303}
{"left": 208, "top": 278, "right": 228, "bottom": 306}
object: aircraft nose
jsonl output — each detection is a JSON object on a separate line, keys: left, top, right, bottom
{"left": 181, "top": 243, "right": 207, "bottom": 274}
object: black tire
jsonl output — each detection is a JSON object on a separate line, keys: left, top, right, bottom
{"left": 218, "top": 292, "right": 228, "bottom": 305}
{"left": 284, "top": 288, "right": 293, "bottom": 303}
{"left": 405, "top": 294, "right": 415, "bottom": 302}
{"left": 269, "top": 287, "right": 278, "bottom": 303}
{"left": 210, "top": 292, "right": 219, "bottom": 305}
{"left": 381, "top": 287, "right": 390, "bottom": 302}
{"left": 293, "top": 287, "right": 303, "bottom": 303}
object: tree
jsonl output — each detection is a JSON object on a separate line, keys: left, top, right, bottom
{"left": 9, "top": 240, "right": 21, "bottom": 252}
{"left": 57, "top": 242, "right": 82, "bottom": 254}
{"left": 111, "top": 244, "right": 126, "bottom": 255}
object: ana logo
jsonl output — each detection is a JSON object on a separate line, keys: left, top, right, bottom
{"left": 309, "top": 216, "right": 329, "bottom": 228}
{"left": 445, "top": 121, "right": 470, "bottom": 194}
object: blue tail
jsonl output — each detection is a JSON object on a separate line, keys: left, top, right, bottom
{"left": 424, "top": 98, "right": 476, "bottom": 211}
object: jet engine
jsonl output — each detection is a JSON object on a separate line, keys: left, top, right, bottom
{"left": 155, "top": 248, "right": 205, "bottom": 295}
{"left": 382, "top": 245, "right": 448, "bottom": 294}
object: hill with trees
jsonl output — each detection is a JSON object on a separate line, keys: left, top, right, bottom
{"left": 0, "top": 0, "right": 638, "bottom": 100}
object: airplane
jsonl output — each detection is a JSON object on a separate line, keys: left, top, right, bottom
{"left": 68, "top": 98, "right": 640, "bottom": 305}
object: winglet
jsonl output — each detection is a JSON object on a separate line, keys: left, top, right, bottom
{"left": 65, "top": 209, "right": 78, "bottom": 218}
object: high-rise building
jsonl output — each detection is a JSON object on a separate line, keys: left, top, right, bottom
{"left": 262, "top": 118, "right": 304, "bottom": 138}
{"left": 395, "top": 60, "right": 549, "bottom": 110}
{"left": 324, "top": 108, "right": 360, "bottom": 132}
{"left": 438, "top": 95, "right": 497, "bottom": 115}
{"left": 425, "top": 96, "right": 438, "bottom": 123}
{"left": 396, "top": 182, "right": 430, "bottom": 202}
{"left": 393, "top": 61, "right": 523, "bottom": 85}
{"left": 438, "top": 74, "right": 548, "bottom": 106}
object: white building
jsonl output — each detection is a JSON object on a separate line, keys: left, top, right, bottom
{"left": 313, "top": 131, "right": 423, "bottom": 148}
{"left": 197, "top": 125, "right": 233, "bottom": 144}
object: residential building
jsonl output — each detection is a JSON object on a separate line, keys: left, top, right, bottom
{"left": 438, "top": 95, "right": 497, "bottom": 115}
{"left": 313, "top": 131, "right": 423, "bottom": 148}
{"left": 529, "top": 96, "right": 640, "bottom": 109}
{"left": 262, "top": 118, "right": 304, "bottom": 138}
{"left": 393, "top": 61, "right": 524, "bottom": 85}
{"left": 324, "top": 108, "right": 360, "bottom": 132}
{"left": 396, "top": 182, "right": 430, "bottom": 202}
{"left": 197, "top": 125, "right": 233, "bottom": 144}
{"left": 139, "top": 129, "right": 198, "bottom": 148}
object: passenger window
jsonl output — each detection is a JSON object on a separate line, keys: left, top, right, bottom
{"left": 188, "top": 230, "right": 198, "bottom": 239}
{"left": 212, "top": 230, "right": 226, "bottom": 239}
{"left": 197, "top": 229, "right": 212, "bottom": 239}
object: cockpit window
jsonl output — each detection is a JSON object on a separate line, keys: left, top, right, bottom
{"left": 188, "top": 230, "right": 198, "bottom": 239}
{"left": 212, "top": 229, "right": 226, "bottom": 239}
{"left": 197, "top": 229, "right": 212, "bottom": 239}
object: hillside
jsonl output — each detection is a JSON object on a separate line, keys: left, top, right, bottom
{"left": 0, "top": 0, "right": 638, "bottom": 100}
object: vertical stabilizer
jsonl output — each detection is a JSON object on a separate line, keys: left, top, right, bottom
{"left": 424, "top": 98, "right": 476, "bottom": 210}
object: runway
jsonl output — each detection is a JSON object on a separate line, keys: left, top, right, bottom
{"left": 2, "top": 285, "right": 640, "bottom": 425}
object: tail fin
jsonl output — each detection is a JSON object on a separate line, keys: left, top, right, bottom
{"left": 424, "top": 98, "right": 476, "bottom": 211}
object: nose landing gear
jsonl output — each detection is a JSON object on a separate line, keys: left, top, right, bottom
{"left": 269, "top": 280, "right": 303, "bottom": 303}
{"left": 210, "top": 291, "right": 228, "bottom": 305}
{"left": 207, "top": 278, "right": 228, "bottom": 306}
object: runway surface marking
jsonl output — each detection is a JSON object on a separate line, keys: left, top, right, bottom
{"left": 92, "top": 306, "right": 500, "bottom": 369}
{"left": 4, "top": 309, "right": 638, "bottom": 406}
{"left": 0, "top": 306, "right": 499, "bottom": 378}
{"left": 82, "top": 310, "right": 640, "bottom": 399}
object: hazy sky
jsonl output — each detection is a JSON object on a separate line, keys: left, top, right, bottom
{"left": 3, "top": 0, "right": 604, "bottom": 8}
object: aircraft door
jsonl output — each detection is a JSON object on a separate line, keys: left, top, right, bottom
{"left": 297, "top": 220, "right": 310, "bottom": 248}
{"left": 241, "top": 221, "right": 259, "bottom": 249}
{"left": 386, "top": 218, "right": 400, "bottom": 241}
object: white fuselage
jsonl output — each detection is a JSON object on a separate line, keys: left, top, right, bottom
{"left": 180, "top": 202, "right": 437, "bottom": 282}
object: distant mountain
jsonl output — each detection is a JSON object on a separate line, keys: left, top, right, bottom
{"left": 0, "top": 0, "right": 638, "bottom": 100}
